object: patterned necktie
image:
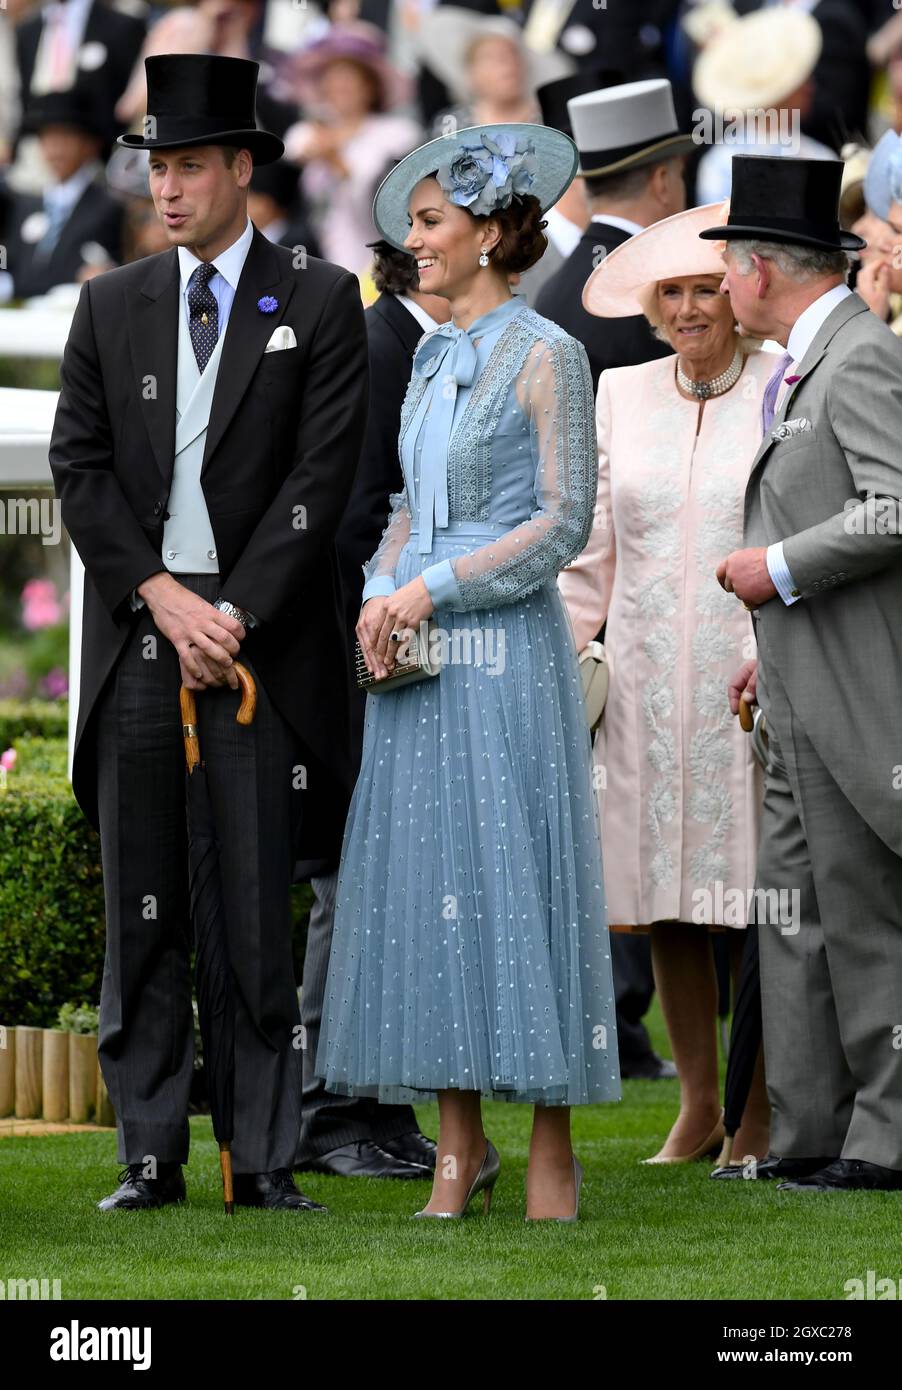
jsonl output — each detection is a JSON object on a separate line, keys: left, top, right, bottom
{"left": 187, "top": 262, "right": 219, "bottom": 374}
{"left": 760, "top": 349, "right": 794, "bottom": 436}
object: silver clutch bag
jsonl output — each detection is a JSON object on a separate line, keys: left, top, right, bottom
{"left": 355, "top": 618, "right": 441, "bottom": 693}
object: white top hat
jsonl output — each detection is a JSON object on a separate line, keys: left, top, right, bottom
{"left": 567, "top": 78, "right": 695, "bottom": 178}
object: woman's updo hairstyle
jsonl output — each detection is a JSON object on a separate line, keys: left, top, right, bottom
{"left": 476, "top": 193, "right": 548, "bottom": 274}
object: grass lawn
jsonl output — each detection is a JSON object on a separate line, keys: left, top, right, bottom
{"left": 1, "top": 1009, "right": 899, "bottom": 1300}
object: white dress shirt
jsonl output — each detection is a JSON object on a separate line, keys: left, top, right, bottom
{"left": 766, "top": 282, "right": 853, "bottom": 604}
{"left": 176, "top": 215, "right": 254, "bottom": 336}
{"left": 590, "top": 213, "right": 646, "bottom": 238}
{"left": 395, "top": 293, "right": 442, "bottom": 336}
{"left": 133, "top": 217, "right": 261, "bottom": 623}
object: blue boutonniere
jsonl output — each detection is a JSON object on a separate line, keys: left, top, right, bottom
{"left": 257, "top": 295, "right": 279, "bottom": 314}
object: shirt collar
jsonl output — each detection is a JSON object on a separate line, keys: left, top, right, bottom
{"left": 786, "top": 282, "right": 853, "bottom": 364}
{"left": 178, "top": 216, "right": 254, "bottom": 296}
{"left": 46, "top": 159, "right": 100, "bottom": 210}
{"left": 396, "top": 293, "right": 442, "bottom": 335}
{"left": 42, "top": 0, "right": 90, "bottom": 21}
{"left": 590, "top": 213, "right": 645, "bottom": 237}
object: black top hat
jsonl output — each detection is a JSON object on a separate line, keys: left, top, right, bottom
{"left": 118, "top": 54, "right": 284, "bottom": 166}
{"left": 536, "top": 70, "right": 624, "bottom": 139}
{"left": 698, "top": 155, "right": 866, "bottom": 253}
{"left": 250, "top": 159, "right": 303, "bottom": 211}
{"left": 22, "top": 87, "right": 108, "bottom": 144}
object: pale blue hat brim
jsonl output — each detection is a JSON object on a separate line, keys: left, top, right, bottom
{"left": 864, "top": 128, "right": 902, "bottom": 222}
{"left": 372, "top": 123, "right": 579, "bottom": 252}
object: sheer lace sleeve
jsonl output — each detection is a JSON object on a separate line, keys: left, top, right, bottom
{"left": 557, "top": 368, "right": 616, "bottom": 649}
{"left": 361, "top": 485, "right": 412, "bottom": 602}
{"left": 420, "top": 333, "right": 597, "bottom": 610}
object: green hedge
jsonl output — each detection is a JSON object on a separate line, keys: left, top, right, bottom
{"left": 0, "top": 736, "right": 106, "bottom": 1027}
{"left": 0, "top": 699, "right": 69, "bottom": 749}
{"left": 0, "top": 730, "right": 313, "bottom": 1026}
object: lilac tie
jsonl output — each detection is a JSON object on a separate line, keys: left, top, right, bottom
{"left": 760, "top": 350, "right": 794, "bottom": 436}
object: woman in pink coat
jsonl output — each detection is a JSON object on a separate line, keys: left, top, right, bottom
{"left": 558, "top": 203, "right": 773, "bottom": 1165}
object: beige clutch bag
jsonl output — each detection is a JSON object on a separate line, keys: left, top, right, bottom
{"left": 579, "top": 640, "right": 609, "bottom": 732}
{"left": 355, "top": 618, "right": 441, "bottom": 693}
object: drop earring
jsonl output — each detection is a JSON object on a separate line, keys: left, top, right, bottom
{"left": 479, "top": 249, "right": 489, "bottom": 267}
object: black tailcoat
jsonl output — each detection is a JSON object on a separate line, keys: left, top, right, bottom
{"left": 49, "top": 226, "right": 369, "bottom": 861}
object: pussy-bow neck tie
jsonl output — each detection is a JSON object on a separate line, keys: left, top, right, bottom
{"left": 407, "top": 322, "right": 481, "bottom": 554}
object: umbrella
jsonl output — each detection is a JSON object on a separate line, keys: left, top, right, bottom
{"left": 717, "top": 704, "right": 769, "bottom": 1166}
{"left": 180, "top": 662, "right": 257, "bottom": 1214}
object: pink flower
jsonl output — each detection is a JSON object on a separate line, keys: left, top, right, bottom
{"left": 40, "top": 667, "right": 69, "bottom": 699}
{"left": 21, "top": 578, "right": 62, "bottom": 631}
{"left": 0, "top": 748, "right": 17, "bottom": 771}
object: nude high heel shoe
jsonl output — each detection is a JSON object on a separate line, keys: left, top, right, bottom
{"left": 412, "top": 1140, "right": 500, "bottom": 1218}
{"left": 640, "top": 1110, "right": 725, "bottom": 1165}
{"left": 525, "top": 1155, "right": 584, "bottom": 1222}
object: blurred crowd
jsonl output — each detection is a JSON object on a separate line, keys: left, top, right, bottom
{"left": 1, "top": 0, "right": 902, "bottom": 309}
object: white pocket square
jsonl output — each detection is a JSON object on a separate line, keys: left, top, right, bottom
{"left": 264, "top": 325, "right": 297, "bottom": 352}
{"left": 771, "top": 416, "right": 812, "bottom": 441}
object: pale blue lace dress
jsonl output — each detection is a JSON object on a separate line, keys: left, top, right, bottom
{"left": 316, "top": 295, "right": 620, "bottom": 1106}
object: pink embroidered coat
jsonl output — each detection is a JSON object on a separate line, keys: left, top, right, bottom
{"left": 558, "top": 350, "right": 775, "bottom": 928}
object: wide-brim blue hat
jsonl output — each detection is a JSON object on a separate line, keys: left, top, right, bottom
{"left": 372, "top": 123, "right": 579, "bottom": 252}
{"left": 864, "top": 129, "right": 902, "bottom": 222}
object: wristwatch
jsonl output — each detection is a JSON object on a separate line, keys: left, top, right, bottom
{"left": 213, "top": 597, "right": 259, "bottom": 629}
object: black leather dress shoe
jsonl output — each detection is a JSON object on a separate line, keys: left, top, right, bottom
{"left": 620, "top": 1054, "right": 678, "bottom": 1081}
{"left": 97, "top": 1163, "right": 186, "bottom": 1211}
{"left": 378, "top": 1131, "right": 437, "bottom": 1171}
{"left": 778, "top": 1158, "right": 902, "bottom": 1192}
{"left": 710, "top": 1153, "right": 834, "bottom": 1181}
{"left": 233, "top": 1169, "right": 328, "bottom": 1211}
{"left": 294, "top": 1140, "right": 428, "bottom": 1179}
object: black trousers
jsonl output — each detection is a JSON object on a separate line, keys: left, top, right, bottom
{"left": 95, "top": 574, "right": 305, "bottom": 1173}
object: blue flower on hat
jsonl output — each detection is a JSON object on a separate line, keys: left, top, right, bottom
{"left": 435, "top": 130, "right": 537, "bottom": 218}
{"left": 257, "top": 295, "right": 279, "bottom": 314}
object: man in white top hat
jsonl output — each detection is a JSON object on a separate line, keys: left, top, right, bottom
{"left": 535, "top": 77, "right": 691, "bottom": 393}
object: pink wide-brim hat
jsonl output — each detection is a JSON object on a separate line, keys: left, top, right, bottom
{"left": 582, "top": 200, "right": 731, "bottom": 319}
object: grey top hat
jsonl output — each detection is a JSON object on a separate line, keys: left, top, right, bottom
{"left": 372, "top": 123, "right": 578, "bottom": 252}
{"left": 568, "top": 78, "right": 694, "bottom": 178}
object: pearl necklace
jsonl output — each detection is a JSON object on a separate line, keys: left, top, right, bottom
{"left": 676, "top": 347, "right": 743, "bottom": 400}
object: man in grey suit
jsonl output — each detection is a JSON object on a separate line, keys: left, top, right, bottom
{"left": 709, "top": 155, "right": 902, "bottom": 1192}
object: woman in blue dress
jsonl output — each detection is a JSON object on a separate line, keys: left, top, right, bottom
{"left": 316, "top": 125, "right": 620, "bottom": 1220}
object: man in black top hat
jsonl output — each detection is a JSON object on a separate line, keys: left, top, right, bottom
{"left": 7, "top": 89, "right": 123, "bottom": 299}
{"left": 49, "top": 53, "right": 369, "bottom": 1212}
{"left": 715, "top": 155, "right": 902, "bottom": 1192}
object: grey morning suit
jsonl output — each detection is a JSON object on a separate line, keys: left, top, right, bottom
{"left": 747, "top": 293, "right": 902, "bottom": 1168}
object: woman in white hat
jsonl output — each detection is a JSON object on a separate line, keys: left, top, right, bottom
{"left": 316, "top": 123, "right": 620, "bottom": 1221}
{"left": 558, "top": 203, "right": 773, "bottom": 1166}
{"left": 692, "top": 8, "right": 835, "bottom": 206}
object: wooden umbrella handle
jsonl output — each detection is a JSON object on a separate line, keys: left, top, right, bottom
{"left": 738, "top": 697, "right": 754, "bottom": 733}
{"left": 180, "top": 662, "right": 257, "bottom": 770}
